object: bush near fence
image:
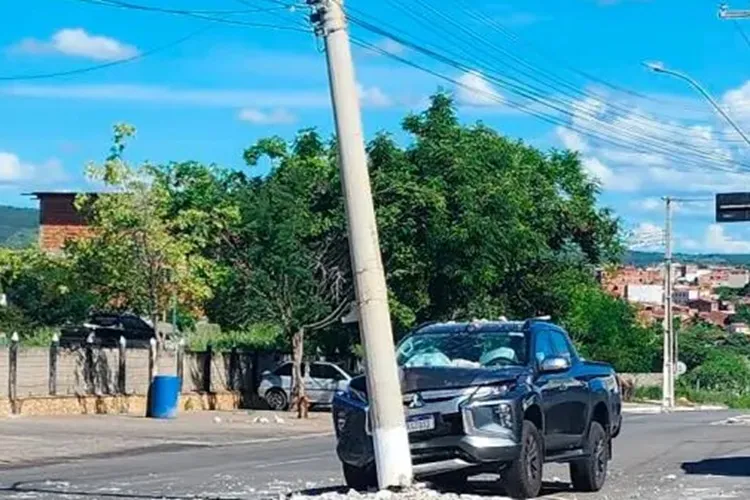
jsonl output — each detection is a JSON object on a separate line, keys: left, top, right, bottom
{"left": 1, "top": 337, "right": 356, "bottom": 415}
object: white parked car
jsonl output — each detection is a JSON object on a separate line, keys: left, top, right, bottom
{"left": 259, "top": 361, "right": 352, "bottom": 411}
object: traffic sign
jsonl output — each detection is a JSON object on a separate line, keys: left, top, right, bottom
{"left": 716, "top": 192, "right": 750, "bottom": 223}
{"left": 676, "top": 361, "right": 687, "bottom": 377}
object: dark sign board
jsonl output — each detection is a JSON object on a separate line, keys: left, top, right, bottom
{"left": 716, "top": 192, "right": 750, "bottom": 223}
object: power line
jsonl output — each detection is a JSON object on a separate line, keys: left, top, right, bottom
{"left": 363, "top": 0, "right": 744, "bottom": 143}
{"left": 452, "top": 0, "right": 715, "bottom": 116}
{"left": 75, "top": 0, "right": 310, "bottom": 32}
{"left": 733, "top": 19, "right": 750, "bottom": 51}
{"left": 348, "top": 35, "right": 749, "bottom": 176}
{"left": 0, "top": 28, "right": 208, "bottom": 81}
{"left": 75, "top": 0, "right": 288, "bottom": 15}
{"left": 342, "top": 13, "right": 750, "bottom": 173}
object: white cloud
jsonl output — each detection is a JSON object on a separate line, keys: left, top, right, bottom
{"left": 582, "top": 156, "right": 640, "bottom": 192}
{"left": 555, "top": 127, "right": 589, "bottom": 154}
{"left": 456, "top": 71, "right": 503, "bottom": 107}
{"left": 2, "top": 83, "right": 400, "bottom": 110}
{"left": 375, "top": 38, "right": 405, "bottom": 56}
{"left": 553, "top": 93, "right": 750, "bottom": 196}
{"left": 0, "top": 152, "right": 65, "bottom": 186}
{"left": 238, "top": 108, "right": 296, "bottom": 125}
{"left": 629, "top": 197, "right": 663, "bottom": 212}
{"left": 2, "top": 83, "right": 332, "bottom": 108}
{"left": 12, "top": 28, "right": 139, "bottom": 61}
{"left": 0, "top": 152, "right": 25, "bottom": 183}
{"left": 357, "top": 84, "right": 392, "bottom": 108}
{"left": 704, "top": 224, "right": 750, "bottom": 253}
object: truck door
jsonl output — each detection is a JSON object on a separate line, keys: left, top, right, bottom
{"left": 548, "top": 329, "right": 589, "bottom": 448}
{"left": 534, "top": 330, "right": 568, "bottom": 452}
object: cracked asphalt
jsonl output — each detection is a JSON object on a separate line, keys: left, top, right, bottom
{"left": 1, "top": 410, "right": 749, "bottom": 499}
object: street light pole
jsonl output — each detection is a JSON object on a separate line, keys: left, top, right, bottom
{"left": 645, "top": 61, "right": 750, "bottom": 148}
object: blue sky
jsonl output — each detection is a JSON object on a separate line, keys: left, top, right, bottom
{"left": 4, "top": 0, "right": 750, "bottom": 253}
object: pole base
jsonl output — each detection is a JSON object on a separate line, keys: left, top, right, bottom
{"left": 373, "top": 426, "right": 413, "bottom": 489}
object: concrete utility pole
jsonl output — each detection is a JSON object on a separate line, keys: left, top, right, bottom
{"left": 308, "top": 0, "right": 412, "bottom": 489}
{"left": 662, "top": 196, "right": 675, "bottom": 410}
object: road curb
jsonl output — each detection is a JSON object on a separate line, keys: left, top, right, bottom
{"left": 623, "top": 404, "right": 727, "bottom": 414}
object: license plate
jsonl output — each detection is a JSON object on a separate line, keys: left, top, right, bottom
{"left": 406, "top": 414, "right": 435, "bottom": 433}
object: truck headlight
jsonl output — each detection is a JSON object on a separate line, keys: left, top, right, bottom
{"left": 472, "top": 384, "right": 512, "bottom": 400}
{"left": 462, "top": 385, "right": 516, "bottom": 435}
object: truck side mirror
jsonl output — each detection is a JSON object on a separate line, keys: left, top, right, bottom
{"left": 539, "top": 356, "right": 571, "bottom": 373}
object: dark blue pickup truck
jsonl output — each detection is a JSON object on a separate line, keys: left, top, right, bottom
{"left": 332, "top": 318, "right": 622, "bottom": 498}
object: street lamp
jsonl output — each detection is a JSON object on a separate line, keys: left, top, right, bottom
{"left": 644, "top": 61, "right": 750, "bottom": 148}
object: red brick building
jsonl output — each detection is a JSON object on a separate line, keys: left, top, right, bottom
{"left": 28, "top": 192, "right": 95, "bottom": 253}
{"left": 600, "top": 266, "right": 663, "bottom": 298}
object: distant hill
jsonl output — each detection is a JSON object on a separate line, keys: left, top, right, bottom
{"left": 0, "top": 205, "right": 38, "bottom": 249}
{"left": 626, "top": 250, "right": 750, "bottom": 267}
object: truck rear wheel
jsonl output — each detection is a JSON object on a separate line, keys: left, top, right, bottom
{"left": 570, "top": 421, "right": 608, "bottom": 492}
{"left": 502, "top": 420, "right": 543, "bottom": 499}
{"left": 342, "top": 462, "right": 377, "bottom": 491}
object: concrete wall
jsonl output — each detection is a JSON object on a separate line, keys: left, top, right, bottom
{"left": 0, "top": 347, "right": 293, "bottom": 400}
{"left": 619, "top": 372, "right": 662, "bottom": 388}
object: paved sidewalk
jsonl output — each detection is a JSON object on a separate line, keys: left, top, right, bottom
{"left": 0, "top": 410, "right": 333, "bottom": 468}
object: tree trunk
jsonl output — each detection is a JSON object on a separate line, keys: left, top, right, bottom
{"left": 290, "top": 328, "right": 309, "bottom": 419}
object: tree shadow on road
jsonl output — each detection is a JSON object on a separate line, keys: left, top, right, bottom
{"left": 0, "top": 481, "right": 244, "bottom": 500}
{"left": 682, "top": 457, "right": 750, "bottom": 477}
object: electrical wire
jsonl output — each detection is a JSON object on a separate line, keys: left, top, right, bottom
{"left": 734, "top": 19, "right": 750, "bottom": 51}
{"left": 0, "top": 28, "right": 208, "bottom": 81}
{"left": 401, "top": 0, "right": 740, "bottom": 141}
{"left": 343, "top": 13, "right": 749, "bottom": 173}
{"left": 75, "top": 0, "right": 287, "bottom": 15}
{"left": 354, "top": 0, "right": 742, "bottom": 146}
{"left": 452, "top": 0, "right": 713, "bottom": 115}
{"left": 348, "top": 35, "right": 749, "bottom": 176}
{"left": 75, "top": 0, "right": 311, "bottom": 32}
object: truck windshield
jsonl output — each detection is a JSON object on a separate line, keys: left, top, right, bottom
{"left": 396, "top": 330, "right": 527, "bottom": 368}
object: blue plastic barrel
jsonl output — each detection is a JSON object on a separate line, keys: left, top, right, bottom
{"left": 147, "top": 375, "right": 181, "bottom": 419}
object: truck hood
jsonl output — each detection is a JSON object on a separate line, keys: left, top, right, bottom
{"left": 348, "top": 365, "right": 527, "bottom": 396}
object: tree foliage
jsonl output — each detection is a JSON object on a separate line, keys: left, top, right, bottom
{"left": 562, "top": 284, "right": 661, "bottom": 372}
{"left": 0, "top": 248, "right": 92, "bottom": 335}
{"left": 66, "top": 124, "right": 215, "bottom": 342}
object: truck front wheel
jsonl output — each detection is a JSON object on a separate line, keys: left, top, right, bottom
{"left": 501, "top": 420, "right": 543, "bottom": 499}
{"left": 570, "top": 421, "right": 608, "bottom": 492}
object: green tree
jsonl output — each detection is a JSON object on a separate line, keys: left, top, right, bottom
{"left": 684, "top": 350, "right": 750, "bottom": 393}
{"left": 67, "top": 124, "right": 214, "bottom": 344}
{"left": 562, "top": 284, "right": 661, "bottom": 372}
{"left": 0, "top": 248, "right": 92, "bottom": 335}
{"left": 202, "top": 131, "right": 351, "bottom": 416}
{"left": 367, "top": 93, "right": 621, "bottom": 331}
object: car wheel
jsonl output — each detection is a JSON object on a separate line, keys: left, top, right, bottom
{"left": 342, "top": 462, "right": 377, "bottom": 490}
{"left": 570, "top": 421, "right": 608, "bottom": 492}
{"left": 265, "top": 389, "right": 288, "bottom": 411}
{"left": 502, "top": 420, "right": 543, "bottom": 499}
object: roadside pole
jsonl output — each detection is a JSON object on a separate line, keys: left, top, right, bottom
{"left": 308, "top": 0, "right": 412, "bottom": 489}
{"left": 662, "top": 196, "right": 675, "bottom": 410}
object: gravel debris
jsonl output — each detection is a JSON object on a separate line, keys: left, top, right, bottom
{"left": 289, "top": 486, "right": 512, "bottom": 500}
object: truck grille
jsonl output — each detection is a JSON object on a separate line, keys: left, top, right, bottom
{"left": 409, "top": 413, "right": 463, "bottom": 443}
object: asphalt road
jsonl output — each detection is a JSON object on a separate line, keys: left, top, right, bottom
{"left": 1, "top": 411, "right": 750, "bottom": 500}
